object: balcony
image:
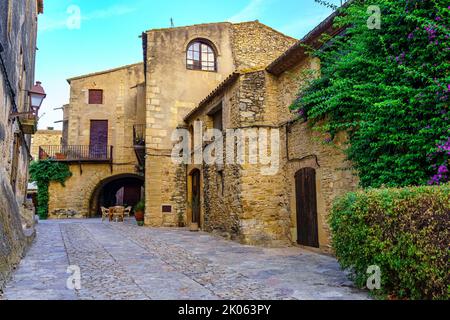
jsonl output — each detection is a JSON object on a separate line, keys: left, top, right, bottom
{"left": 39, "top": 145, "right": 113, "bottom": 163}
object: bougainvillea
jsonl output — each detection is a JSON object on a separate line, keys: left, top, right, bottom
{"left": 428, "top": 137, "right": 450, "bottom": 184}
{"left": 292, "top": 0, "right": 450, "bottom": 188}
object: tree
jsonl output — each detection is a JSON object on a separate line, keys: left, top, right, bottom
{"left": 293, "top": 0, "right": 449, "bottom": 187}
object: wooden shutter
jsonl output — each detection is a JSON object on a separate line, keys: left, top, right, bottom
{"left": 88, "top": 90, "right": 103, "bottom": 104}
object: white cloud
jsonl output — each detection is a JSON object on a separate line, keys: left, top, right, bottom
{"left": 39, "top": 4, "right": 136, "bottom": 32}
{"left": 228, "top": 0, "right": 269, "bottom": 23}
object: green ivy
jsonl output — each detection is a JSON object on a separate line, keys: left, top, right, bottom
{"left": 292, "top": 0, "right": 450, "bottom": 188}
{"left": 29, "top": 160, "right": 72, "bottom": 219}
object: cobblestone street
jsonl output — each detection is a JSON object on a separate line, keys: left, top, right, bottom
{"left": 1, "top": 220, "right": 368, "bottom": 300}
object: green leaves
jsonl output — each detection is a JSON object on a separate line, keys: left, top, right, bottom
{"left": 29, "top": 160, "right": 72, "bottom": 219}
{"left": 330, "top": 184, "right": 450, "bottom": 300}
{"left": 292, "top": 0, "right": 450, "bottom": 188}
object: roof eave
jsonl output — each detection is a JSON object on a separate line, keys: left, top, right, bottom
{"left": 266, "top": 9, "right": 344, "bottom": 76}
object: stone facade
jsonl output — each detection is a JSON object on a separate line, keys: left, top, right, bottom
{"left": 30, "top": 129, "right": 61, "bottom": 160}
{"left": 182, "top": 60, "right": 358, "bottom": 249}
{"left": 0, "top": 0, "right": 42, "bottom": 290}
{"left": 143, "top": 21, "right": 296, "bottom": 227}
{"left": 45, "top": 63, "right": 145, "bottom": 218}
{"left": 43, "top": 16, "right": 356, "bottom": 251}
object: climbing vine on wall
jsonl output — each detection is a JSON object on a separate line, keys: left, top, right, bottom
{"left": 292, "top": 0, "right": 450, "bottom": 188}
{"left": 29, "top": 160, "right": 72, "bottom": 219}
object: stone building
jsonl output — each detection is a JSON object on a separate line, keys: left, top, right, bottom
{"left": 30, "top": 128, "right": 61, "bottom": 160}
{"left": 0, "top": 0, "right": 43, "bottom": 290}
{"left": 142, "top": 21, "right": 297, "bottom": 227}
{"left": 39, "top": 63, "right": 146, "bottom": 218}
{"left": 42, "top": 15, "right": 357, "bottom": 251}
{"left": 179, "top": 14, "right": 357, "bottom": 250}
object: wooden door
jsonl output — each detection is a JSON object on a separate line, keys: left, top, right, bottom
{"left": 295, "top": 168, "right": 319, "bottom": 248}
{"left": 123, "top": 185, "right": 142, "bottom": 209}
{"left": 191, "top": 170, "right": 201, "bottom": 227}
{"left": 90, "top": 120, "right": 108, "bottom": 159}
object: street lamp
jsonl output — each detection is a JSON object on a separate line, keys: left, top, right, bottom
{"left": 29, "top": 81, "right": 46, "bottom": 114}
{"left": 12, "top": 81, "right": 47, "bottom": 135}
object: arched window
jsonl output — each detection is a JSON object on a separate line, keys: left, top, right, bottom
{"left": 186, "top": 40, "right": 216, "bottom": 72}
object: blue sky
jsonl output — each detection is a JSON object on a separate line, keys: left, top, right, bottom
{"left": 36, "top": 0, "right": 341, "bottom": 129}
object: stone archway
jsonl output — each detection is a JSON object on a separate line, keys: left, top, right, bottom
{"left": 89, "top": 174, "right": 144, "bottom": 218}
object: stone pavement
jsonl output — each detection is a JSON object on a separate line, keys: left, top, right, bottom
{"left": 0, "top": 219, "right": 368, "bottom": 300}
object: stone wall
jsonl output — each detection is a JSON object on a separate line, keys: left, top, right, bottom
{"left": 145, "top": 22, "right": 296, "bottom": 227}
{"left": 46, "top": 63, "right": 145, "bottom": 218}
{"left": 66, "top": 63, "right": 144, "bottom": 164}
{"left": 284, "top": 123, "right": 358, "bottom": 250}
{"left": 274, "top": 57, "right": 359, "bottom": 250}
{"left": 48, "top": 163, "right": 139, "bottom": 218}
{"left": 231, "top": 22, "right": 297, "bottom": 70}
{"left": 0, "top": 0, "right": 41, "bottom": 290}
{"left": 0, "top": 172, "right": 27, "bottom": 291}
{"left": 183, "top": 70, "right": 289, "bottom": 246}
{"left": 30, "top": 129, "right": 62, "bottom": 160}
{"left": 181, "top": 55, "right": 358, "bottom": 249}
{"left": 144, "top": 23, "right": 236, "bottom": 226}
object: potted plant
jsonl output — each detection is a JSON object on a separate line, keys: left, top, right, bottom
{"left": 55, "top": 153, "right": 67, "bottom": 160}
{"left": 134, "top": 200, "right": 145, "bottom": 226}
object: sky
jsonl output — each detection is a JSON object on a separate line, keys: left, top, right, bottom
{"left": 35, "top": 0, "right": 342, "bottom": 129}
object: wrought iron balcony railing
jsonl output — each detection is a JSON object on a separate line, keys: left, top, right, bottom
{"left": 39, "top": 145, "right": 113, "bottom": 162}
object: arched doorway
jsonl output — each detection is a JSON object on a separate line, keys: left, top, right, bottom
{"left": 190, "top": 169, "right": 201, "bottom": 228}
{"left": 89, "top": 174, "right": 144, "bottom": 217}
{"left": 295, "top": 168, "right": 319, "bottom": 248}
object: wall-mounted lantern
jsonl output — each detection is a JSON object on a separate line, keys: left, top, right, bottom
{"left": 11, "top": 81, "right": 47, "bottom": 134}
{"left": 29, "top": 81, "right": 46, "bottom": 116}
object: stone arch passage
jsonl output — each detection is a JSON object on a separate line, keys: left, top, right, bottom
{"left": 89, "top": 174, "right": 144, "bottom": 218}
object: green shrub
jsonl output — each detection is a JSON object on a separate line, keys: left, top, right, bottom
{"left": 330, "top": 184, "right": 449, "bottom": 300}
{"left": 29, "top": 160, "right": 72, "bottom": 219}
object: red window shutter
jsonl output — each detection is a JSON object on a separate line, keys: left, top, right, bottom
{"left": 88, "top": 90, "right": 103, "bottom": 104}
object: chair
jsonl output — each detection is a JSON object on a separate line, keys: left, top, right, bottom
{"left": 101, "top": 207, "right": 110, "bottom": 222}
{"left": 124, "top": 206, "right": 132, "bottom": 219}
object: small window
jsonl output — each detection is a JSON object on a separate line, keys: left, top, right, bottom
{"left": 187, "top": 40, "right": 216, "bottom": 72}
{"left": 212, "top": 109, "right": 223, "bottom": 132}
{"left": 88, "top": 89, "right": 103, "bottom": 104}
